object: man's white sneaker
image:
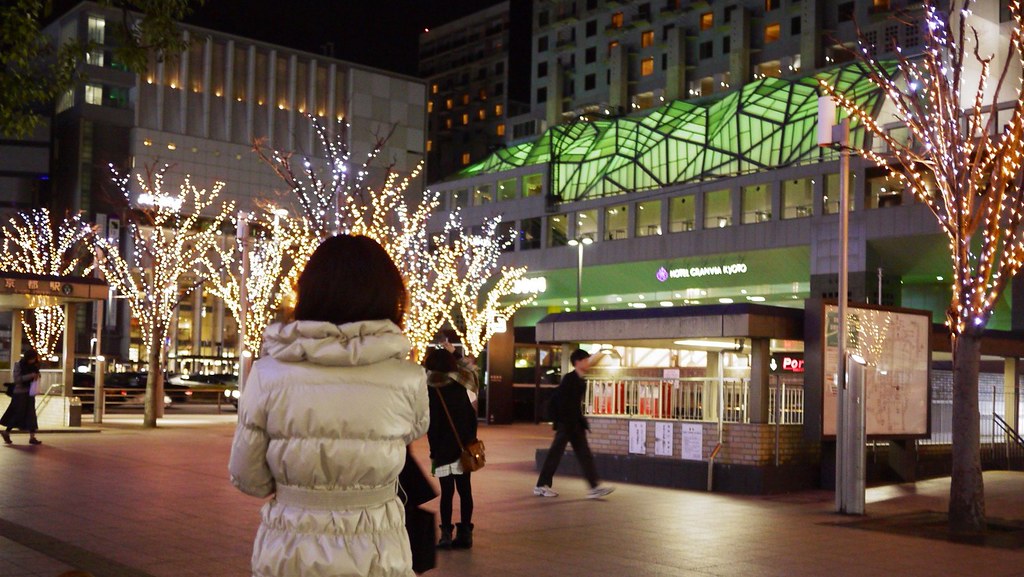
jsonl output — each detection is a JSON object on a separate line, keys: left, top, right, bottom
{"left": 587, "top": 485, "right": 615, "bottom": 499}
{"left": 533, "top": 485, "right": 558, "bottom": 497}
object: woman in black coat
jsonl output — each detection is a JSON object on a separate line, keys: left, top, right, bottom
{"left": 423, "top": 345, "right": 478, "bottom": 550}
{"left": 2, "top": 349, "right": 42, "bottom": 445}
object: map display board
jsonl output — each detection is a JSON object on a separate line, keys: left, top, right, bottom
{"left": 822, "top": 304, "right": 930, "bottom": 438}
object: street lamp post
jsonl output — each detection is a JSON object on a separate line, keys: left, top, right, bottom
{"left": 567, "top": 236, "right": 593, "bottom": 311}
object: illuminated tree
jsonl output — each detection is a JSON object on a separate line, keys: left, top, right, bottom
{"left": 93, "top": 165, "right": 234, "bottom": 427}
{"left": 0, "top": 209, "right": 92, "bottom": 357}
{"left": 446, "top": 217, "right": 535, "bottom": 358}
{"left": 819, "top": 0, "right": 1024, "bottom": 533}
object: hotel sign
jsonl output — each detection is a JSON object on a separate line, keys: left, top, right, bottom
{"left": 656, "top": 262, "right": 748, "bottom": 282}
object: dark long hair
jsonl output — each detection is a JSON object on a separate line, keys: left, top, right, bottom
{"left": 422, "top": 347, "right": 458, "bottom": 373}
{"left": 293, "top": 235, "right": 408, "bottom": 327}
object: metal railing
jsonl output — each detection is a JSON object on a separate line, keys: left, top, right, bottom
{"left": 922, "top": 386, "right": 1024, "bottom": 446}
{"left": 991, "top": 414, "right": 1024, "bottom": 471}
{"left": 584, "top": 377, "right": 804, "bottom": 425}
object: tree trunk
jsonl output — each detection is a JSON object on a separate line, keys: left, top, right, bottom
{"left": 949, "top": 330, "right": 986, "bottom": 534}
{"left": 143, "top": 346, "right": 164, "bottom": 428}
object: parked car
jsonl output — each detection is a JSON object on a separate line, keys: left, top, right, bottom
{"left": 71, "top": 371, "right": 191, "bottom": 409}
{"left": 168, "top": 373, "right": 239, "bottom": 408}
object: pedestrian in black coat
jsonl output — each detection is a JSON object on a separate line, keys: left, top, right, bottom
{"left": 1, "top": 349, "right": 42, "bottom": 445}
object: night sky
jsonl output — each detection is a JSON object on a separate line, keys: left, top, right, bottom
{"left": 184, "top": 0, "right": 507, "bottom": 76}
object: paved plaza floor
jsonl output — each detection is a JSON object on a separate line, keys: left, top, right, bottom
{"left": 0, "top": 413, "right": 1021, "bottom": 577}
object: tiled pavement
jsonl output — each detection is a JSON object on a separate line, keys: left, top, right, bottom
{"left": 0, "top": 413, "right": 1021, "bottom": 577}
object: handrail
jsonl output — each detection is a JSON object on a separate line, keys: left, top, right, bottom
{"left": 993, "top": 413, "right": 1024, "bottom": 447}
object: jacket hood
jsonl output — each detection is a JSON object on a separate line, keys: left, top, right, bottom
{"left": 261, "top": 320, "right": 411, "bottom": 366}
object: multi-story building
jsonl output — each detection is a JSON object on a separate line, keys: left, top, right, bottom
{"left": 426, "top": 0, "right": 1024, "bottom": 489}
{"left": 39, "top": 1, "right": 427, "bottom": 368}
{"left": 418, "top": 1, "right": 532, "bottom": 182}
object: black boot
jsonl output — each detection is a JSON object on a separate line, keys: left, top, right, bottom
{"left": 453, "top": 523, "right": 473, "bottom": 549}
{"left": 437, "top": 524, "right": 454, "bottom": 549}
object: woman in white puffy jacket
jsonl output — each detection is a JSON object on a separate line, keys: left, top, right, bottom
{"left": 230, "top": 235, "right": 429, "bottom": 577}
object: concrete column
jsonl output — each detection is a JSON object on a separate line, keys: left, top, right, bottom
{"left": 10, "top": 310, "right": 23, "bottom": 383}
{"left": 224, "top": 40, "right": 234, "bottom": 140}
{"left": 267, "top": 49, "right": 277, "bottom": 145}
{"left": 705, "top": 351, "right": 721, "bottom": 422}
{"left": 287, "top": 54, "right": 297, "bottom": 151}
{"left": 664, "top": 26, "right": 686, "bottom": 101}
{"left": 179, "top": 31, "right": 189, "bottom": 134}
{"left": 800, "top": 0, "right": 825, "bottom": 71}
{"left": 246, "top": 45, "right": 256, "bottom": 142}
{"left": 62, "top": 303, "right": 78, "bottom": 396}
{"left": 729, "top": 8, "right": 751, "bottom": 88}
{"left": 546, "top": 60, "right": 564, "bottom": 129}
{"left": 201, "top": 37, "right": 212, "bottom": 138}
{"left": 607, "top": 43, "right": 628, "bottom": 116}
{"left": 156, "top": 61, "right": 165, "bottom": 130}
{"left": 307, "top": 59, "right": 317, "bottom": 151}
{"left": 748, "top": 338, "right": 771, "bottom": 424}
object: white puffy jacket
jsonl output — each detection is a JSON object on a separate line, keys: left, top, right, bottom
{"left": 229, "top": 320, "right": 429, "bottom": 577}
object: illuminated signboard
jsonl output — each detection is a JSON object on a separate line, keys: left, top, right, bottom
{"left": 770, "top": 353, "right": 805, "bottom": 373}
{"left": 656, "top": 263, "right": 748, "bottom": 282}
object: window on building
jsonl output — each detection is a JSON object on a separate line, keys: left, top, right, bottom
{"left": 765, "top": 0, "right": 780, "bottom": 10}
{"left": 479, "top": 88, "right": 488, "bottom": 101}
{"left": 611, "top": 12, "right": 624, "bottom": 28}
{"left": 662, "top": 54, "right": 667, "bottom": 70}
{"left": 498, "top": 178, "right": 517, "bottom": 201}
{"left": 462, "top": 113, "right": 469, "bottom": 125}
{"left": 495, "top": 82, "right": 504, "bottom": 95}
{"left": 699, "top": 41, "right": 713, "bottom": 59}
{"left": 867, "top": 167, "right": 903, "bottom": 208}
{"left": 478, "top": 109, "right": 486, "bottom": 120}
{"left": 604, "top": 204, "right": 628, "bottom": 240}
{"left": 539, "top": 10, "right": 549, "bottom": 27}
{"left": 426, "top": 139, "right": 432, "bottom": 152}
{"left": 741, "top": 185, "right": 771, "bottom": 223}
{"left": 641, "top": 30, "right": 655, "bottom": 48}
{"left": 495, "top": 103, "right": 504, "bottom": 116}
{"left": 723, "top": 36, "right": 731, "bottom": 54}
{"left": 495, "top": 61, "right": 505, "bottom": 74}
{"left": 608, "top": 40, "right": 620, "bottom": 56}
{"left": 669, "top": 196, "right": 695, "bottom": 232}
{"left": 641, "top": 57, "right": 654, "bottom": 76}
{"left": 587, "top": 19, "right": 598, "bottom": 37}
{"left": 585, "top": 73, "right": 596, "bottom": 90}
{"left": 87, "top": 15, "right": 105, "bottom": 44}
{"left": 791, "top": 16, "right": 802, "bottom": 35}
{"left": 588, "top": 0, "right": 598, "bottom": 10}
{"left": 782, "top": 179, "right": 814, "bottom": 219}
{"left": 86, "top": 48, "right": 104, "bottom": 67}
{"left": 538, "top": 36, "right": 549, "bottom": 51}
{"left": 764, "top": 23, "right": 781, "bottom": 43}
{"left": 496, "top": 124, "right": 505, "bottom": 136}
{"left": 838, "top": 2, "right": 854, "bottom": 22}
{"left": 759, "top": 60, "right": 782, "bottom": 78}
{"left": 451, "top": 189, "right": 469, "bottom": 209}
{"left": 432, "top": 83, "right": 438, "bottom": 94}
{"left": 576, "top": 209, "right": 598, "bottom": 240}
{"left": 538, "top": 61, "right": 548, "bottom": 77}
{"left": 85, "top": 84, "right": 103, "bottom": 105}
{"left": 537, "top": 87, "right": 547, "bottom": 103}
{"left": 724, "top": 5, "right": 737, "bottom": 23}
{"left": 870, "top": 0, "right": 890, "bottom": 13}
{"left": 427, "top": 101, "right": 434, "bottom": 113}
{"left": 547, "top": 214, "right": 569, "bottom": 247}
{"left": 461, "top": 152, "right": 471, "bottom": 165}
{"left": 462, "top": 93, "right": 470, "bottom": 105}
{"left": 445, "top": 98, "right": 453, "bottom": 109}
{"left": 700, "top": 12, "right": 714, "bottom": 30}
{"left": 663, "top": 23, "right": 676, "bottom": 41}
{"left": 520, "top": 217, "right": 542, "bottom": 250}
{"left": 56, "top": 88, "right": 74, "bottom": 113}
{"left": 524, "top": 174, "right": 543, "bottom": 197}
{"left": 445, "top": 118, "right": 453, "bottom": 129}
{"left": 823, "top": 173, "right": 853, "bottom": 215}
{"left": 586, "top": 46, "right": 597, "bottom": 63}
{"left": 635, "top": 200, "right": 662, "bottom": 237}
{"left": 473, "top": 184, "right": 493, "bottom": 206}
{"left": 705, "top": 189, "right": 732, "bottom": 228}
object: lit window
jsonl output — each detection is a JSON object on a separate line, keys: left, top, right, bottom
{"left": 427, "top": 101, "right": 433, "bottom": 113}
{"left": 85, "top": 84, "right": 102, "bottom": 105}
{"left": 496, "top": 124, "right": 505, "bottom": 136}
{"left": 462, "top": 113, "right": 469, "bottom": 125}
{"left": 641, "top": 30, "right": 654, "bottom": 48}
{"left": 431, "top": 83, "right": 438, "bottom": 94}
{"left": 446, "top": 98, "right": 453, "bottom": 109}
{"left": 479, "top": 88, "right": 487, "bottom": 101}
{"left": 495, "top": 103, "right": 504, "bottom": 116}
{"left": 87, "top": 16, "right": 105, "bottom": 44}
{"left": 445, "top": 118, "right": 453, "bottom": 129}
{"left": 641, "top": 57, "right": 654, "bottom": 76}
{"left": 700, "top": 12, "right": 713, "bottom": 30}
{"left": 462, "top": 93, "right": 470, "bottom": 105}
{"left": 765, "top": 23, "right": 781, "bottom": 43}
{"left": 427, "top": 140, "right": 432, "bottom": 152}
{"left": 478, "top": 109, "right": 486, "bottom": 120}
{"left": 86, "top": 49, "right": 104, "bottom": 67}
{"left": 56, "top": 88, "right": 74, "bottom": 113}
{"left": 608, "top": 40, "right": 620, "bottom": 56}
{"left": 462, "top": 152, "right": 471, "bottom": 165}
{"left": 611, "top": 12, "right": 623, "bottom": 28}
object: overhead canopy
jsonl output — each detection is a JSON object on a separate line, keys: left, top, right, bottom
{"left": 535, "top": 303, "right": 804, "bottom": 348}
{"left": 0, "top": 272, "right": 108, "bottom": 310}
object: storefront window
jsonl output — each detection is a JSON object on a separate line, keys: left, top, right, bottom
{"left": 547, "top": 214, "right": 568, "bottom": 247}
{"left": 823, "top": 172, "right": 854, "bottom": 214}
{"left": 524, "top": 174, "right": 543, "bottom": 197}
{"left": 741, "top": 184, "right": 771, "bottom": 223}
{"left": 635, "top": 200, "right": 662, "bottom": 237}
{"left": 604, "top": 204, "right": 628, "bottom": 240}
{"left": 498, "top": 177, "right": 517, "bottom": 201}
{"left": 705, "top": 189, "right": 732, "bottom": 228}
{"left": 520, "top": 217, "right": 541, "bottom": 250}
{"left": 472, "top": 184, "right": 493, "bottom": 205}
{"left": 576, "top": 209, "right": 598, "bottom": 240}
{"left": 782, "top": 178, "right": 813, "bottom": 219}
{"left": 669, "top": 195, "right": 695, "bottom": 232}
{"left": 866, "top": 167, "right": 902, "bottom": 208}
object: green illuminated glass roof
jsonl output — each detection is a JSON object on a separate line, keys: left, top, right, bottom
{"left": 456, "top": 63, "right": 891, "bottom": 202}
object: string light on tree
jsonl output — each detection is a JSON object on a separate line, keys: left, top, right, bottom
{"left": 0, "top": 209, "right": 92, "bottom": 357}
{"left": 92, "top": 164, "right": 235, "bottom": 428}
{"left": 819, "top": 0, "right": 1024, "bottom": 533}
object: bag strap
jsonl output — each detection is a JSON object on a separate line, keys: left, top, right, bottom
{"left": 433, "top": 387, "right": 466, "bottom": 452}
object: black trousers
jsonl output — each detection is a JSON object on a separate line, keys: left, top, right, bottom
{"left": 438, "top": 473, "right": 473, "bottom": 526}
{"left": 536, "top": 426, "right": 599, "bottom": 489}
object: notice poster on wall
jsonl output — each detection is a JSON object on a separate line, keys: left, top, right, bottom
{"left": 822, "top": 303, "right": 930, "bottom": 438}
{"left": 654, "top": 422, "right": 674, "bottom": 456}
{"left": 629, "top": 421, "right": 647, "bottom": 454}
{"left": 680, "top": 423, "right": 703, "bottom": 461}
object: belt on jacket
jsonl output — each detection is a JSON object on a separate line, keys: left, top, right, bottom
{"left": 274, "top": 483, "right": 398, "bottom": 510}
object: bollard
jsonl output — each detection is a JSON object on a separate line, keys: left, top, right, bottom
{"left": 68, "top": 396, "right": 82, "bottom": 427}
